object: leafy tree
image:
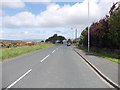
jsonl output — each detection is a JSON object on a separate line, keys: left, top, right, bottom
{"left": 108, "top": 2, "right": 120, "bottom": 49}
{"left": 90, "top": 18, "right": 109, "bottom": 48}
{"left": 79, "top": 27, "right": 88, "bottom": 46}
{"left": 57, "top": 36, "right": 66, "bottom": 43}
{"left": 67, "top": 39, "right": 72, "bottom": 43}
{"left": 45, "top": 34, "right": 66, "bottom": 43}
{"left": 79, "top": 2, "right": 120, "bottom": 49}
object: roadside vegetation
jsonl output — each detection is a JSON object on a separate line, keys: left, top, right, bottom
{"left": 78, "top": 2, "right": 120, "bottom": 64}
{"left": 0, "top": 41, "right": 56, "bottom": 62}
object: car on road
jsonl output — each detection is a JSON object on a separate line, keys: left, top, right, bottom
{"left": 67, "top": 43, "right": 71, "bottom": 46}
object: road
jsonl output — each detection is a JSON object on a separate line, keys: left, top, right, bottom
{"left": 2, "top": 45, "right": 110, "bottom": 88}
{"left": 0, "top": 62, "right": 2, "bottom": 89}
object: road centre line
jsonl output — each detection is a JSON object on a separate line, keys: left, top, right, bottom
{"left": 56, "top": 47, "right": 59, "bottom": 50}
{"left": 40, "top": 55, "right": 50, "bottom": 62}
{"left": 52, "top": 50, "right": 56, "bottom": 53}
{"left": 6, "top": 69, "right": 32, "bottom": 89}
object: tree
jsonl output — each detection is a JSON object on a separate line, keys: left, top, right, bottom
{"left": 108, "top": 2, "right": 120, "bottom": 49}
{"left": 57, "top": 36, "right": 66, "bottom": 43}
{"left": 79, "top": 27, "right": 88, "bottom": 46}
{"left": 67, "top": 39, "right": 72, "bottom": 43}
{"left": 45, "top": 34, "right": 66, "bottom": 44}
{"left": 90, "top": 18, "right": 109, "bottom": 48}
{"left": 79, "top": 2, "right": 120, "bottom": 49}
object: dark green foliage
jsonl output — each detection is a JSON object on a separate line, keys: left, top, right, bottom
{"left": 90, "top": 18, "right": 109, "bottom": 48}
{"left": 67, "top": 39, "right": 72, "bottom": 43}
{"left": 79, "top": 2, "right": 120, "bottom": 49}
{"left": 79, "top": 27, "right": 88, "bottom": 46}
{"left": 108, "top": 7, "right": 120, "bottom": 48}
{"left": 45, "top": 34, "right": 66, "bottom": 44}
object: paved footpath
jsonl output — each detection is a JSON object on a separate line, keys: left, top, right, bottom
{"left": 74, "top": 47, "right": 119, "bottom": 86}
{"left": 0, "top": 62, "right": 2, "bottom": 90}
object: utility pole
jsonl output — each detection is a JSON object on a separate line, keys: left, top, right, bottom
{"left": 75, "top": 28, "right": 77, "bottom": 40}
{"left": 71, "top": 28, "right": 74, "bottom": 40}
{"left": 72, "top": 28, "right": 77, "bottom": 40}
{"left": 88, "top": 0, "right": 90, "bottom": 52}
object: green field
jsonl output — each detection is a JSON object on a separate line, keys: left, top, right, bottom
{"left": 0, "top": 43, "right": 55, "bottom": 62}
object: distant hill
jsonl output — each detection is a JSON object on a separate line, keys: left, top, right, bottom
{"left": 22, "top": 39, "right": 44, "bottom": 42}
{"left": 0, "top": 39, "right": 44, "bottom": 42}
{"left": 0, "top": 39, "right": 22, "bottom": 42}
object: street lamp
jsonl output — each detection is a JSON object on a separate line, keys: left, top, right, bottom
{"left": 88, "top": 0, "right": 90, "bottom": 52}
{"left": 71, "top": 27, "right": 77, "bottom": 40}
{"left": 75, "top": 28, "right": 77, "bottom": 40}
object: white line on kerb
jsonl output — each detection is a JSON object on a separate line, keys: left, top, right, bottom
{"left": 79, "top": 56, "right": 114, "bottom": 88}
{"left": 40, "top": 55, "right": 50, "bottom": 62}
{"left": 74, "top": 50, "right": 119, "bottom": 88}
{"left": 52, "top": 50, "right": 56, "bottom": 53}
{"left": 6, "top": 69, "right": 32, "bottom": 89}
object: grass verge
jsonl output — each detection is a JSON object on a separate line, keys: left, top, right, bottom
{"left": 78, "top": 46, "right": 120, "bottom": 64}
{"left": 0, "top": 43, "right": 56, "bottom": 62}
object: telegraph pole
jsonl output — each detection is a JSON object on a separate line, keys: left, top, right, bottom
{"left": 75, "top": 28, "right": 77, "bottom": 40}
{"left": 88, "top": 0, "right": 90, "bottom": 52}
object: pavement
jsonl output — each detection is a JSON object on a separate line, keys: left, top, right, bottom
{"left": 74, "top": 47, "right": 119, "bottom": 87}
{"left": 0, "top": 62, "right": 2, "bottom": 90}
{"left": 2, "top": 45, "right": 115, "bottom": 88}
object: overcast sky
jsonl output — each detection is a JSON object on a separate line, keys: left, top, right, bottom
{"left": 0, "top": 0, "right": 119, "bottom": 40}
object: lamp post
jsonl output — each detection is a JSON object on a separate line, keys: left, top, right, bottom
{"left": 71, "top": 28, "right": 77, "bottom": 40}
{"left": 88, "top": 0, "right": 90, "bottom": 52}
{"left": 75, "top": 28, "right": 77, "bottom": 40}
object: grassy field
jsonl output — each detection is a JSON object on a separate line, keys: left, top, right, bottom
{"left": 78, "top": 46, "right": 120, "bottom": 64}
{"left": 0, "top": 43, "right": 55, "bottom": 62}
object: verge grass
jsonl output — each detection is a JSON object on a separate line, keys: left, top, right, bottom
{"left": 78, "top": 46, "right": 120, "bottom": 64}
{"left": 0, "top": 43, "right": 55, "bottom": 62}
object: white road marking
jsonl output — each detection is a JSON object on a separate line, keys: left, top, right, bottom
{"left": 79, "top": 56, "right": 114, "bottom": 88}
{"left": 52, "top": 50, "right": 56, "bottom": 53}
{"left": 6, "top": 69, "right": 32, "bottom": 89}
{"left": 56, "top": 47, "right": 59, "bottom": 50}
{"left": 40, "top": 55, "right": 50, "bottom": 62}
{"left": 74, "top": 50, "right": 117, "bottom": 88}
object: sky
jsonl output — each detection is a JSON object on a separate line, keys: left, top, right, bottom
{"left": 0, "top": 0, "right": 119, "bottom": 40}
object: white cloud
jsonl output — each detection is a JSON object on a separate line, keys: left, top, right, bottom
{"left": 0, "top": 9, "right": 4, "bottom": 16}
{"left": 0, "top": 30, "right": 31, "bottom": 40}
{"left": 0, "top": 28, "right": 50, "bottom": 40}
{"left": 2, "top": 12, "right": 36, "bottom": 28}
{"left": 0, "top": 0, "right": 25, "bottom": 9}
{"left": 1, "top": 0, "right": 119, "bottom": 28}
{"left": 24, "top": 0, "right": 50, "bottom": 2}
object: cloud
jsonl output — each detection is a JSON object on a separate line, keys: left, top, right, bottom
{"left": 0, "top": 9, "right": 4, "bottom": 16}
{"left": 0, "top": 30, "right": 32, "bottom": 40}
{"left": 2, "top": 12, "right": 36, "bottom": 28}
{"left": 1, "top": 0, "right": 119, "bottom": 28}
{"left": 0, "top": 28, "right": 50, "bottom": 40}
{"left": 24, "top": 0, "right": 50, "bottom": 2}
{"left": 0, "top": 0, "right": 25, "bottom": 9}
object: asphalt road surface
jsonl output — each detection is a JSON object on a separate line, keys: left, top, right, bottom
{"left": 2, "top": 45, "right": 110, "bottom": 88}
